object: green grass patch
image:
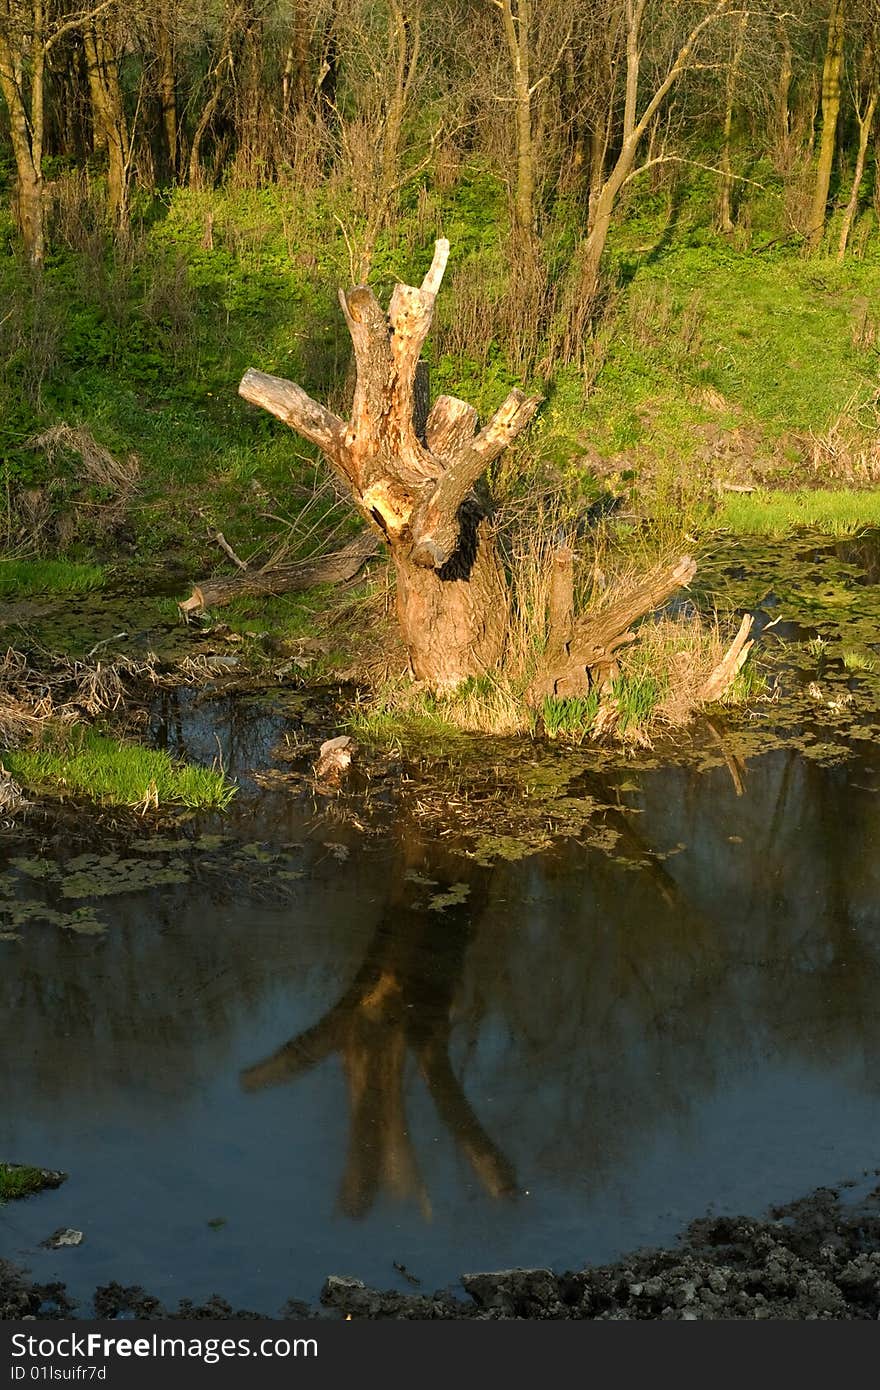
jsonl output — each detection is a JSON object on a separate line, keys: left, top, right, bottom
{"left": 4, "top": 727, "right": 236, "bottom": 810}
{"left": 723, "top": 662, "right": 768, "bottom": 703}
{"left": 0, "top": 1163, "right": 54, "bottom": 1202}
{"left": 610, "top": 672, "right": 664, "bottom": 731}
{"left": 541, "top": 692, "right": 601, "bottom": 742}
{"left": 718, "top": 489, "right": 880, "bottom": 536}
{"left": 0, "top": 558, "right": 105, "bottom": 597}
{"left": 842, "top": 649, "right": 876, "bottom": 672}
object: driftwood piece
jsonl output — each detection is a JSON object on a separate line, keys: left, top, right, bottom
{"left": 527, "top": 554, "right": 698, "bottom": 705}
{"left": 179, "top": 532, "right": 380, "bottom": 617}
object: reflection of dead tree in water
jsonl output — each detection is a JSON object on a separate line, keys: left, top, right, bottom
{"left": 241, "top": 835, "right": 516, "bottom": 1218}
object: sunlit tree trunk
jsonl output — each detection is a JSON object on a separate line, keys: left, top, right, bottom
{"left": 239, "top": 241, "right": 540, "bottom": 688}
{"left": 807, "top": 0, "right": 845, "bottom": 254}
{"left": 498, "top": 0, "right": 535, "bottom": 236}
{"left": 281, "top": 1, "right": 310, "bottom": 113}
{"left": 83, "top": 6, "right": 130, "bottom": 224}
{"left": 572, "top": 0, "right": 733, "bottom": 323}
{"left": 0, "top": 0, "right": 46, "bottom": 265}
{"left": 718, "top": 8, "right": 748, "bottom": 234}
{"left": 837, "top": 85, "right": 877, "bottom": 260}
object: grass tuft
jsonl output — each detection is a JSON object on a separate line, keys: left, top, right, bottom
{"left": 4, "top": 727, "right": 236, "bottom": 810}
{"left": 718, "top": 490, "right": 880, "bottom": 537}
{"left": 0, "top": 559, "right": 105, "bottom": 598}
{"left": 0, "top": 1164, "right": 53, "bottom": 1203}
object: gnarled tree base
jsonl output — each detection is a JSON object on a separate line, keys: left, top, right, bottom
{"left": 394, "top": 510, "right": 508, "bottom": 686}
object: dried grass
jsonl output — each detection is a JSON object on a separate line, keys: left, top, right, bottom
{"left": 5, "top": 422, "right": 141, "bottom": 555}
{"left": 0, "top": 765, "right": 28, "bottom": 813}
{"left": 30, "top": 423, "right": 140, "bottom": 498}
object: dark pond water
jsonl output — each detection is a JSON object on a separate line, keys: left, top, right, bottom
{"left": 2, "top": 731, "right": 880, "bottom": 1313}
{"left": 2, "top": 530, "right": 880, "bottom": 1314}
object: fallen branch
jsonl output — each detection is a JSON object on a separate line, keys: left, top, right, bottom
{"left": 178, "top": 532, "right": 381, "bottom": 618}
{"left": 214, "top": 531, "right": 248, "bottom": 570}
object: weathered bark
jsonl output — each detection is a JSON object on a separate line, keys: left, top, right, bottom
{"left": 775, "top": 19, "right": 793, "bottom": 151}
{"left": 239, "top": 238, "right": 541, "bottom": 688}
{"left": 498, "top": 0, "right": 536, "bottom": 236}
{"left": 807, "top": 0, "right": 845, "bottom": 255}
{"left": 178, "top": 532, "right": 381, "bottom": 617}
{"left": 699, "top": 612, "right": 756, "bottom": 702}
{"left": 393, "top": 505, "right": 510, "bottom": 688}
{"left": 83, "top": 7, "right": 130, "bottom": 224}
{"left": 152, "top": 0, "right": 178, "bottom": 178}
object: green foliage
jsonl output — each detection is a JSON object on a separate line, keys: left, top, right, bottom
{"left": 723, "top": 662, "right": 768, "bottom": 703}
{"left": 610, "top": 672, "right": 664, "bottom": 731}
{"left": 842, "top": 650, "right": 876, "bottom": 672}
{"left": 4, "top": 727, "right": 236, "bottom": 810}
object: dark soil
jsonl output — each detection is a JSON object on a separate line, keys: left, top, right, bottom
{"left": 4, "top": 1182, "right": 880, "bottom": 1320}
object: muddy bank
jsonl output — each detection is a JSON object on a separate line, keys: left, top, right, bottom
{"left": 3, "top": 1182, "right": 879, "bottom": 1320}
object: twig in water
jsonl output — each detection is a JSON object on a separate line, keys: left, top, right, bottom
{"left": 86, "top": 632, "right": 128, "bottom": 658}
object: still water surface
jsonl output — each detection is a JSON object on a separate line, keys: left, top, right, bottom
{"left": 2, "top": 721, "right": 879, "bottom": 1312}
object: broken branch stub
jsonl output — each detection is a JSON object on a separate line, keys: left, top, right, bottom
{"left": 699, "top": 612, "right": 756, "bottom": 702}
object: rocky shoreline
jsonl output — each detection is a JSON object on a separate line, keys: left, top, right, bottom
{"left": 4, "top": 1182, "right": 880, "bottom": 1321}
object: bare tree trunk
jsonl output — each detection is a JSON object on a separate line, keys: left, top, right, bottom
{"left": 354, "top": 0, "right": 421, "bottom": 279}
{"left": 807, "top": 0, "right": 845, "bottom": 255}
{"left": 837, "top": 86, "right": 878, "bottom": 260}
{"left": 153, "top": 0, "right": 178, "bottom": 178}
{"left": 83, "top": 7, "right": 130, "bottom": 224}
{"left": 775, "top": 18, "right": 793, "bottom": 151}
{"left": 239, "top": 240, "right": 541, "bottom": 688}
{"left": 0, "top": 1, "right": 46, "bottom": 266}
{"left": 281, "top": 1, "right": 310, "bottom": 113}
{"left": 188, "top": 0, "right": 239, "bottom": 186}
{"left": 499, "top": 0, "right": 535, "bottom": 236}
{"left": 718, "top": 8, "right": 748, "bottom": 234}
{"left": 572, "top": 0, "right": 732, "bottom": 320}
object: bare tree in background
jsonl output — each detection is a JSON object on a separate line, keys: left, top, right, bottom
{"left": 0, "top": 0, "right": 117, "bottom": 264}
{"left": 837, "top": 1, "right": 879, "bottom": 260}
{"left": 562, "top": 0, "right": 734, "bottom": 360}
{"left": 806, "top": 0, "right": 845, "bottom": 253}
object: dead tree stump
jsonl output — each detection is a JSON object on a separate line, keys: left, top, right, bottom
{"left": 239, "top": 239, "right": 541, "bottom": 689}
